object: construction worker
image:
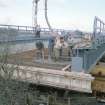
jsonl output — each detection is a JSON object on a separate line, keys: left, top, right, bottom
{"left": 67, "top": 35, "right": 73, "bottom": 57}
{"left": 54, "top": 37, "right": 68, "bottom": 61}
{"left": 36, "top": 25, "right": 41, "bottom": 38}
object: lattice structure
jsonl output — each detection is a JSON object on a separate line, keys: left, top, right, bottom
{"left": 72, "top": 17, "right": 105, "bottom": 72}
{"left": 92, "top": 16, "right": 105, "bottom": 48}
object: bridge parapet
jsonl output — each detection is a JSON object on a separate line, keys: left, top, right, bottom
{"left": 0, "top": 64, "right": 94, "bottom": 93}
{"left": 0, "top": 24, "right": 69, "bottom": 42}
{"left": 0, "top": 24, "right": 67, "bottom": 33}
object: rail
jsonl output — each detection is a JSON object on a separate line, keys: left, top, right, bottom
{"left": 92, "top": 17, "right": 105, "bottom": 48}
{"left": 0, "top": 24, "right": 67, "bottom": 33}
{"left": 93, "top": 16, "right": 105, "bottom": 37}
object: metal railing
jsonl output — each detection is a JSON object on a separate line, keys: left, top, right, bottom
{"left": 0, "top": 24, "right": 67, "bottom": 33}
{"left": 92, "top": 17, "right": 105, "bottom": 48}
{"left": 93, "top": 16, "right": 105, "bottom": 38}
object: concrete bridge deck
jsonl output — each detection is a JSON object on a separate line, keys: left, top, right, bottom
{"left": 1, "top": 49, "right": 93, "bottom": 93}
{"left": 1, "top": 63, "right": 93, "bottom": 93}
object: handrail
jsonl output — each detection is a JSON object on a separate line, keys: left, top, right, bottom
{"left": 93, "top": 16, "right": 105, "bottom": 38}
{"left": 0, "top": 24, "right": 68, "bottom": 33}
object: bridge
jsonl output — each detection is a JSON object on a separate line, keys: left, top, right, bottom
{"left": 0, "top": 24, "right": 69, "bottom": 42}
{"left": 1, "top": 17, "right": 105, "bottom": 93}
{"left": 72, "top": 16, "right": 105, "bottom": 72}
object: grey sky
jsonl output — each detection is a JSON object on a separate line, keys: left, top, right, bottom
{"left": 0, "top": 0, "right": 105, "bottom": 32}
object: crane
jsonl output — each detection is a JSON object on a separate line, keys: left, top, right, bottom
{"left": 33, "top": 0, "right": 68, "bottom": 50}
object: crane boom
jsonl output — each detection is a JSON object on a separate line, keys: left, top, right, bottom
{"left": 44, "top": 0, "right": 68, "bottom": 48}
{"left": 33, "top": 0, "right": 68, "bottom": 48}
{"left": 44, "top": 0, "right": 60, "bottom": 38}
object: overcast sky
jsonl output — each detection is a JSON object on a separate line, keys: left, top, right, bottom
{"left": 0, "top": 0, "right": 105, "bottom": 32}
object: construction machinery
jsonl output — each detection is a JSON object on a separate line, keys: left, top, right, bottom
{"left": 33, "top": 0, "right": 70, "bottom": 61}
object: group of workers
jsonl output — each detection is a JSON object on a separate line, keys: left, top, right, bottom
{"left": 35, "top": 25, "right": 73, "bottom": 61}
{"left": 51, "top": 36, "right": 73, "bottom": 61}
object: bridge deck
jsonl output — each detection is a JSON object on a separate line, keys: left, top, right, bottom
{"left": 2, "top": 63, "right": 93, "bottom": 93}
{"left": 4, "top": 50, "right": 94, "bottom": 93}
{"left": 8, "top": 49, "right": 70, "bottom": 70}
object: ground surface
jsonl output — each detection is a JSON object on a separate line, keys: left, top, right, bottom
{"left": 8, "top": 49, "right": 70, "bottom": 70}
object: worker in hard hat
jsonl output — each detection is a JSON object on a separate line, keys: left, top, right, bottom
{"left": 53, "top": 36, "right": 68, "bottom": 61}
{"left": 36, "top": 25, "right": 41, "bottom": 38}
{"left": 67, "top": 34, "right": 74, "bottom": 57}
